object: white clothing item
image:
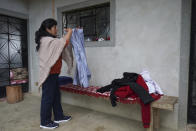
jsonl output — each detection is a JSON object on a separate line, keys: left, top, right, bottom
{"left": 140, "top": 70, "right": 163, "bottom": 95}
{"left": 85, "top": 38, "right": 91, "bottom": 41}
{"left": 98, "top": 38, "right": 105, "bottom": 42}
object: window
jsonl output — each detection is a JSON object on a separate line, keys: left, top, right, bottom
{"left": 62, "top": 3, "right": 110, "bottom": 42}
{"left": 57, "top": 0, "right": 115, "bottom": 47}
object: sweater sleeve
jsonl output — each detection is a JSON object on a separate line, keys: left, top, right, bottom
{"left": 62, "top": 39, "right": 74, "bottom": 75}
{"left": 38, "top": 36, "right": 67, "bottom": 87}
{"left": 42, "top": 37, "right": 67, "bottom": 66}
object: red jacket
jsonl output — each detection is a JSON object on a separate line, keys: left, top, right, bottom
{"left": 114, "top": 75, "right": 161, "bottom": 128}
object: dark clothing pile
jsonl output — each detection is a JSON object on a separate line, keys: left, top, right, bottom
{"left": 97, "top": 72, "right": 155, "bottom": 106}
{"left": 96, "top": 72, "right": 161, "bottom": 128}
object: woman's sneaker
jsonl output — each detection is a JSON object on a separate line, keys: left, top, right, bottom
{"left": 40, "top": 121, "right": 59, "bottom": 129}
{"left": 54, "top": 116, "right": 72, "bottom": 123}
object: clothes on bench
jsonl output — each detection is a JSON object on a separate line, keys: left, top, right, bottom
{"left": 58, "top": 76, "right": 73, "bottom": 86}
{"left": 60, "top": 84, "right": 140, "bottom": 103}
{"left": 97, "top": 73, "right": 154, "bottom": 106}
{"left": 115, "top": 85, "right": 161, "bottom": 128}
{"left": 97, "top": 72, "right": 161, "bottom": 128}
{"left": 140, "top": 70, "right": 163, "bottom": 95}
{"left": 60, "top": 83, "right": 162, "bottom": 128}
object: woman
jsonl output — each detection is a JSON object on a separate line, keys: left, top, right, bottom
{"left": 35, "top": 18, "right": 72, "bottom": 129}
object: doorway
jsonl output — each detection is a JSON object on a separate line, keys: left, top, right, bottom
{"left": 0, "top": 14, "right": 28, "bottom": 98}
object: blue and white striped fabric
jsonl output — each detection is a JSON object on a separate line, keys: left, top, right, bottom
{"left": 71, "top": 29, "right": 91, "bottom": 88}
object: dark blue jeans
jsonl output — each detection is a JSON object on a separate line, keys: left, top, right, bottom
{"left": 40, "top": 74, "right": 64, "bottom": 125}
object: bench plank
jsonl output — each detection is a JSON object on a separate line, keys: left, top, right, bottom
{"left": 151, "top": 96, "right": 178, "bottom": 111}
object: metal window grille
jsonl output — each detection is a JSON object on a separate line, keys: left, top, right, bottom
{"left": 0, "top": 14, "right": 28, "bottom": 98}
{"left": 62, "top": 3, "right": 110, "bottom": 42}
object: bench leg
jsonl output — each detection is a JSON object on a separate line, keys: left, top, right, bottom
{"left": 147, "top": 107, "right": 160, "bottom": 131}
{"left": 153, "top": 108, "right": 160, "bottom": 131}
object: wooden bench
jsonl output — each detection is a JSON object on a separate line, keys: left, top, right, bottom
{"left": 60, "top": 84, "right": 178, "bottom": 131}
{"left": 148, "top": 96, "right": 178, "bottom": 131}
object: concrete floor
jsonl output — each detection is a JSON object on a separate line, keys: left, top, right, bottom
{"left": 0, "top": 94, "right": 177, "bottom": 131}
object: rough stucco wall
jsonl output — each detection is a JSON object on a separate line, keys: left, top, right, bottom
{"left": 28, "top": 0, "right": 53, "bottom": 93}
{"left": 0, "top": 0, "right": 181, "bottom": 129}
{"left": 0, "top": 0, "right": 28, "bottom": 14}
{"left": 0, "top": 0, "right": 181, "bottom": 97}
{"left": 85, "top": 0, "right": 181, "bottom": 97}
{"left": 28, "top": 0, "right": 181, "bottom": 129}
{"left": 29, "top": 0, "right": 181, "bottom": 97}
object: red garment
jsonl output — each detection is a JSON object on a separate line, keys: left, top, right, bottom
{"left": 136, "top": 75, "right": 149, "bottom": 91}
{"left": 49, "top": 40, "right": 69, "bottom": 74}
{"left": 114, "top": 75, "right": 161, "bottom": 128}
{"left": 140, "top": 94, "right": 161, "bottom": 128}
{"left": 50, "top": 55, "right": 62, "bottom": 74}
{"left": 114, "top": 86, "right": 134, "bottom": 98}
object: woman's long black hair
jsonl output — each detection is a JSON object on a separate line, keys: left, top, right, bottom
{"left": 35, "top": 18, "right": 57, "bottom": 51}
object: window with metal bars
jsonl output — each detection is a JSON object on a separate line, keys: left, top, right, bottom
{"left": 62, "top": 3, "right": 110, "bottom": 42}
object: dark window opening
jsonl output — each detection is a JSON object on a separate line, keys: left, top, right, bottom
{"left": 62, "top": 3, "right": 110, "bottom": 42}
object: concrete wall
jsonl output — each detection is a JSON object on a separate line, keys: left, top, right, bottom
{"left": 0, "top": 0, "right": 28, "bottom": 14}
{"left": 178, "top": 0, "right": 192, "bottom": 130}
{"left": 0, "top": 0, "right": 186, "bottom": 129}
{"left": 86, "top": 0, "right": 181, "bottom": 97}
{"left": 28, "top": 0, "right": 181, "bottom": 130}
{"left": 29, "top": 0, "right": 182, "bottom": 96}
{"left": 28, "top": 0, "right": 53, "bottom": 92}
{"left": 0, "top": 0, "right": 183, "bottom": 129}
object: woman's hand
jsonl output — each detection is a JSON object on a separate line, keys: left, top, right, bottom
{"left": 63, "top": 28, "right": 72, "bottom": 42}
{"left": 64, "top": 28, "right": 72, "bottom": 33}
